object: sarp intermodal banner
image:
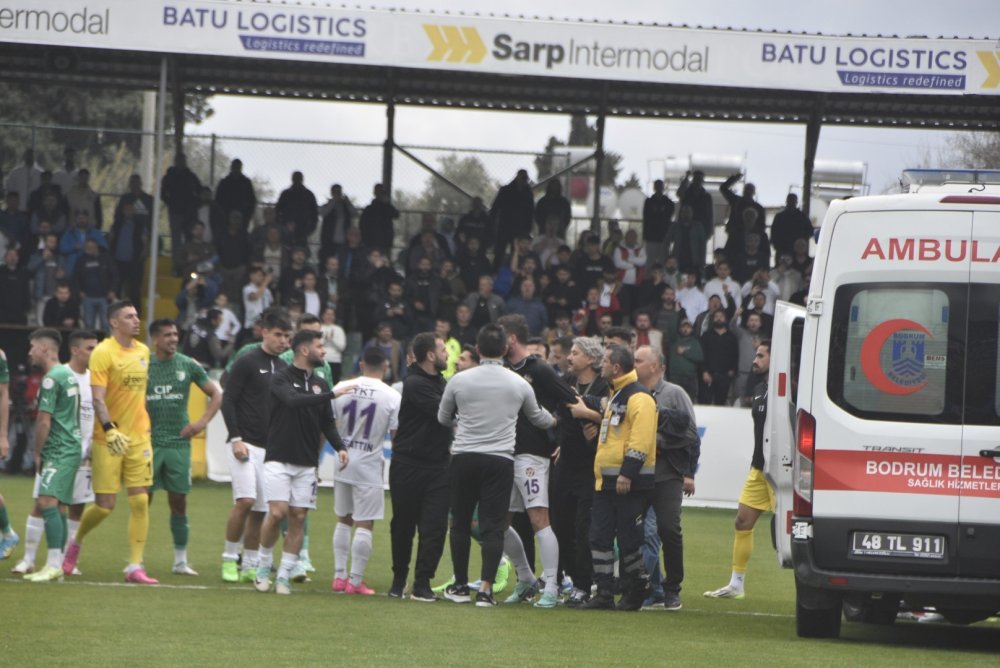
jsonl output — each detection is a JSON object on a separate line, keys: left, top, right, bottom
{"left": 3, "top": 0, "right": 997, "bottom": 96}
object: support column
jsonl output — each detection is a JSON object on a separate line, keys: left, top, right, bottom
{"left": 591, "top": 90, "right": 608, "bottom": 234}
{"left": 802, "top": 99, "right": 824, "bottom": 221}
{"left": 169, "top": 56, "right": 185, "bottom": 157}
{"left": 146, "top": 57, "right": 168, "bottom": 332}
{"left": 383, "top": 99, "right": 395, "bottom": 199}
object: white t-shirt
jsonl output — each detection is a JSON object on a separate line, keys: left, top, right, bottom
{"left": 242, "top": 282, "right": 274, "bottom": 328}
{"left": 70, "top": 368, "right": 94, "bottom": 460}
{"left": 333, "top": 376, "right": 400, "bottom": 486}
{"left": 215, "top": 307, "right": 242, "bottom": 342}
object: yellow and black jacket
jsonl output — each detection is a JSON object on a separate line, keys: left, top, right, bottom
{"left": 594, "top": 370, "right": 658, "bottom": 492}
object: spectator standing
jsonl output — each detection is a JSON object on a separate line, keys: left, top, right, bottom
{"left": 505, "top": 277, "right": 548, "bottom": 337}
{"left": 5, "top": 149, "right": 42, "bottom": 211}
{"left": 452, "top": 303, "right": 478, "bottom": 348}
{"left": 108, "top": 200, "right": 149, "bottom": 306}
{"left": 52, "top": 147, "right": 78, "bottom": 197}
{"left": 437, "top": 258, "right": 466, "bottom": 326}
{"left": 772, "top": 253, "right": 803, "bottom": 302}
{"left": 275, "top": 171, "right": 318, "bottom": 250}
{"left": 632, "top": 310, "right": 662, "bottom": 352}
{"left": 572, "top": 234, "right": 614, "bottom": 296}
{"left": 666, "top": 205, "right": 707, "bottom": 279}
{"left": 731, "top": 311, "right": 765, "bottom": 406}
{"left": 455, "top": 235, "right": 492, "bottom": 293}
{"left": 336, "top": 227, "right": 372, "bottom": 337}
{"left": 669, "top": 319, "right": 703, "bottom": 403}
{"left": 320, "top": 306, "right": 346, "bottom": 383}
{"left": 215, "top": 211, "right": 252, "bottom": 303}
{"left": 703, "top": 261, "right": 741, "bottom": 305}
{"left": 177, "top": 221, "right": 216, "bottom": 278}
{"left": 0, "top": 192, "right": 29, "bottom": 250}
{"left": 59, "top": 211, "right": 107, "bottom": 275}
{"left": 28, "top": 234, "right": 68, "bottom": 311}
{"left": 720, "top": 174, "right": 766, "bottom": 262}
{"left": 533, "top": 180, "right": 571, "bottom": 238}
{"left": 215, "top": 159, "right": 257, "bottom": 228}
{"left": 318, "top": 184, "right": 355, "bottom": 262}
{"left": 675, "top": 273, "right": 708, "bottom": 321}
{"left": 456, "top": 197, "right": 492, "bottom": 248}
{"left": 114, "top": 175, "right": 155, "bottom": 240}
{"left": 193, "top": 186, "right": 226, "bottom": 245}
{"left": 72, "top": 240, "right": 115, "bottom": 331}
{"left": 362, "top": 322, "right": 404, "bottom": 384}
{"left": 732, "top": 232, "right": 770, "bottom": 284}
{"left": 699, "top": 309, "right": 739, "bottom": 405}
{"left": 770, "top": 193, "right": 813, "bottom": 259}
{"left": 160, "top": 153, "right": 202, "bottom": 274}
{"left": 0, "top": 247, "right": 31, "bottom": 324}
{"left": 677, "top": 171, "right": 714, "bottom": 258}
{"left": 613, "top": 228, "right": 646, "bottom": 316}
{"left": 30, "top": 192, "right": 66, "bottom": 238}
{"left": 41, "top": 280, "right": 80, "bottom": 329}
{"left": 405, "top": 256, "right": 442, "bottom": 335}
{"left": 65, "top": 169, "right": 103, "bottom": 230}
{"left": 359, "top": 183, "right": 398, "bottom": 255}
{"left": 241, "top": 266, "right": 274, "bottom": 340}
{"left": 642, "top": 179, "right": 675, "bottom": 266}
{"left": 490, "top": 169, "right": 534, "bottom": 269}
{"left": 213, "top": 293, "right": 242, "bottom": 348}
{"left": 462, "top": 275, "right": 505, "bottom": 329}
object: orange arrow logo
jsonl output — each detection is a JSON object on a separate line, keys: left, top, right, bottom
{"left": 978, "top": 50, "right": 1000, "bottom": 88}
{"left": 423, "top": 25, "right": 487, "bottom": 64}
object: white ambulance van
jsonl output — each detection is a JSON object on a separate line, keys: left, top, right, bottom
{"left": 766, "top": 169, "right": 1000, "bottom": 638}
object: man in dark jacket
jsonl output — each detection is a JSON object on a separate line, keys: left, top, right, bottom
{"left": 720, "top": 174, "right": 766, "bottom": 262}
{"left": 0, "top": 247, "right": 31, "bottom": 324}
{"left": 699, "top": 308, "right": 739, "bottom": 405}
{"left": 108, "top": 199, "right": 149, "bottom": 305}
{"left": 490, "top": 169, "right": 534, "bottom": 269}
{"left": 388, "top": 332, "right": 452, "bottom": 601}
{"left": 275, "top": 171, "right": 319, "bottom": 250}
{"left": 770, "top": 193, "right": 813, "bottom": 259}
{"left": 319, "top": 183, "right": 356, "bottom": 263}
{"left": 215, "top": 159, "right": 257, "bottom": 226}
{"left": 533, "top": 180, "right": 571, "bottom": 238}
{"left": 359, "top": 183, "right": 398, "bottom": 255}
{"left": 642, "top": 179, "right": 675, "bottom": 267}
{"left": 160, "top": 153, "right": 202, "bottom": 275}
{"left": 114, "top": 174, "right": 154, "bottom": 235}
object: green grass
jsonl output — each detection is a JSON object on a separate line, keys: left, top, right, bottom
{"left": 1, "top": 474, "right": 998, "bottom": 666}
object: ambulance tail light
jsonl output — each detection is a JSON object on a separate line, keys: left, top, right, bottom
{"left": 793, "top": 409, "right": 815, "bottom": 518}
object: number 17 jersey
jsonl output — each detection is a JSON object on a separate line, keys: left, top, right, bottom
{"left": 333, "top": 376, "right": 400, "bottom": 487}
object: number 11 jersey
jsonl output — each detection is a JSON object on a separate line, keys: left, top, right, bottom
{"left": 333, "top": 376, "right": 401, "bottom": 486}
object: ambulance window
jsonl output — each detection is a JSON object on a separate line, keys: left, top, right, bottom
{"left": 964, "top": 285, "right": 1000, "bottom": 426}
{"left": 828, "top": 284, "right": 964, "bottom": 424}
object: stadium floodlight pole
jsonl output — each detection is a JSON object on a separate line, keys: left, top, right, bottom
{"left": 146, "top": 56, "right": 168, "bottom": 342}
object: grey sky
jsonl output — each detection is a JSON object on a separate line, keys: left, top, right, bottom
{"left": 195, "top": 0, "right": 997, "bottom": 209}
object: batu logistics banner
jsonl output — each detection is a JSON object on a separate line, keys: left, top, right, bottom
{"left": 1, "top": 0, "right": 998, "bottom": 95}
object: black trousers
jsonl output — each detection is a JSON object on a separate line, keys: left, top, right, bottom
{"left": 700, "top": 372, "right": 732, "bottom": 406}
{"left": 589, "top": 489, "right": 649, "bottom": 592}
{"left": 650, "top": 477, "right": 685, "bottom": 594}
{"left": 551, "top": 464, "right": 594, "bottom": 592}
{"left": 449, "top": 453, "right": 513, "bottom": 586}
{"left": 389, "top": 461, "right": 450, "bottom": 586}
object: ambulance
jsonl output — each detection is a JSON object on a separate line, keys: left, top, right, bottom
{"left": 766, "top": 169, "right": 1000, "bottom": 638}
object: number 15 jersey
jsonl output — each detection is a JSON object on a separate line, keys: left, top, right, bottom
{"left": 333, "top": 376, "right": 400, "bottom": 487}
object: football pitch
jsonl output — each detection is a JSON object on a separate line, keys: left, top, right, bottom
{"left": 1, "top": 476, "right": 998, "bottom": 666}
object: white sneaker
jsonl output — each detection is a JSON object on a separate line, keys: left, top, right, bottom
{"left": 275, "top": 577, "right": 291, "bottom": 595}
{"left": 11, "top": 560, "right": 34, "bottom": 575}
{"left": 172, "top": 562, "right": 199, "bottom": 576}
{"left": 703, "top": 585, "right": 745, "bottom": 599}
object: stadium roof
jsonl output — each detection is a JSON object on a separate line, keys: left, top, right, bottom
{"left": 0, "top": 1, "right": 998, "bottom": 129}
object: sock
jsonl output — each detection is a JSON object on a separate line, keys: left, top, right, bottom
{"left": 59, "top": 512, "right": 68, "bottom": 550}
{"left": 41, "top": 506, "right": 64, "bottom": 564}
{"left": 730, "top": 529, "right": 754, "bottom": 590}
{"left": 223, "top": 540, "right": 240, "bottom": 561}
{"left": 243, "top": 549, "right": 260, "bottom": 569}
{"left": 277, "top": 551, "right": 298, "bottom": 581}
{"left": 46, "top": 547, "right": 64, "bottom": 570}
{"left": 349, "top": 528, "right": 373, "bottom": 586}
{"left": 67, "top": 518, "right": 81, "bottom": 543}
{"left": 170, "top": 514, "right": 189, "bottom": 550}
{"left": 0, "top": 505, "right": 9, "bottom": 533}
{"left": 127, "top": 493, "right": 150, "bottom": 569}
{"left": 536, "top": 526, "right": 559, "bottom": 596}
{"left": 76, "top": 504, "right": 112, "bottom": 543}
{"left": 258, "top": 546, "right": 274, "bottom": 570}
{"left": 23, "top": 515, "right": 44, "bottom": 565}
{"left": 503, "top": 527, "right": 534, "bottom": 583}
{"left": 301, "top": 515, "right": 310, "bottom": 555}
{"left": 333, "top": 523, "right": 351, "bottom": 579}
{"left": 174, "top": 548, "right": 188, "bottom": 565}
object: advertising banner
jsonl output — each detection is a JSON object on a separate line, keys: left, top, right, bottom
{"left": 1, "top": 0, "right": 998, "bottom": 96}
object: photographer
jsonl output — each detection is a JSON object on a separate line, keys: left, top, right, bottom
{"left": 176, "top": 263, "right": 220, "bottom": 333}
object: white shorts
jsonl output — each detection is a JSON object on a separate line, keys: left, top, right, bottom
{"left": 509, "top": 454, "right": 550, "bottom": 512}
{"left": 334, "top": 481, "right": 385, "bottom": 522}
{"left": 32, "top": 463, "right": 93, "bottom": 505}
{"left": 228, "top": 442, "right": 268, "bottom": 512}
{"left": 263, "top": 461, "right": 318, "bottom": 509}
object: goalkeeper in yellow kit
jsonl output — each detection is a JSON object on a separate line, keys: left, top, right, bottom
{"left": 63, "top": 301, "right": 158, "bottom": 584}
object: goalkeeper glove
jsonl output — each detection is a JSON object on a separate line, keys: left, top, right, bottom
{"left": 104, "top": 422, "right": 130, "bottom": 456}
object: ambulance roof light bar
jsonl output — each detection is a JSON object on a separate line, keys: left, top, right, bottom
{"left": 901, "top": 168, "right": 1000, "bottom": 193}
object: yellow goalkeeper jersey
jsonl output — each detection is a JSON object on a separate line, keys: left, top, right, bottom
{"left": 89, "top": 336, "right": 152, "bottom": 441}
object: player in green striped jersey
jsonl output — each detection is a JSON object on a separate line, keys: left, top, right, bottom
{"left": 25, "top": 329, "right": 81, "bottom": 582}
{"left": 147, "top": 319, "right": 223, "bottom": 576}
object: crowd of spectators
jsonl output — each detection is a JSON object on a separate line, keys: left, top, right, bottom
{"left": 0, "top": 148, "right": 816, "bottom": 410}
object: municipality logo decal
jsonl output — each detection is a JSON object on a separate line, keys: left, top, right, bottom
{"left": 423, "top": 25, "right": 487, "bottom": 64}
{"left": 887, "top": 333, "right": 926, "bottom": 388}
{"left": 978, "top": 51, "right": 1000, "bottom": 88}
